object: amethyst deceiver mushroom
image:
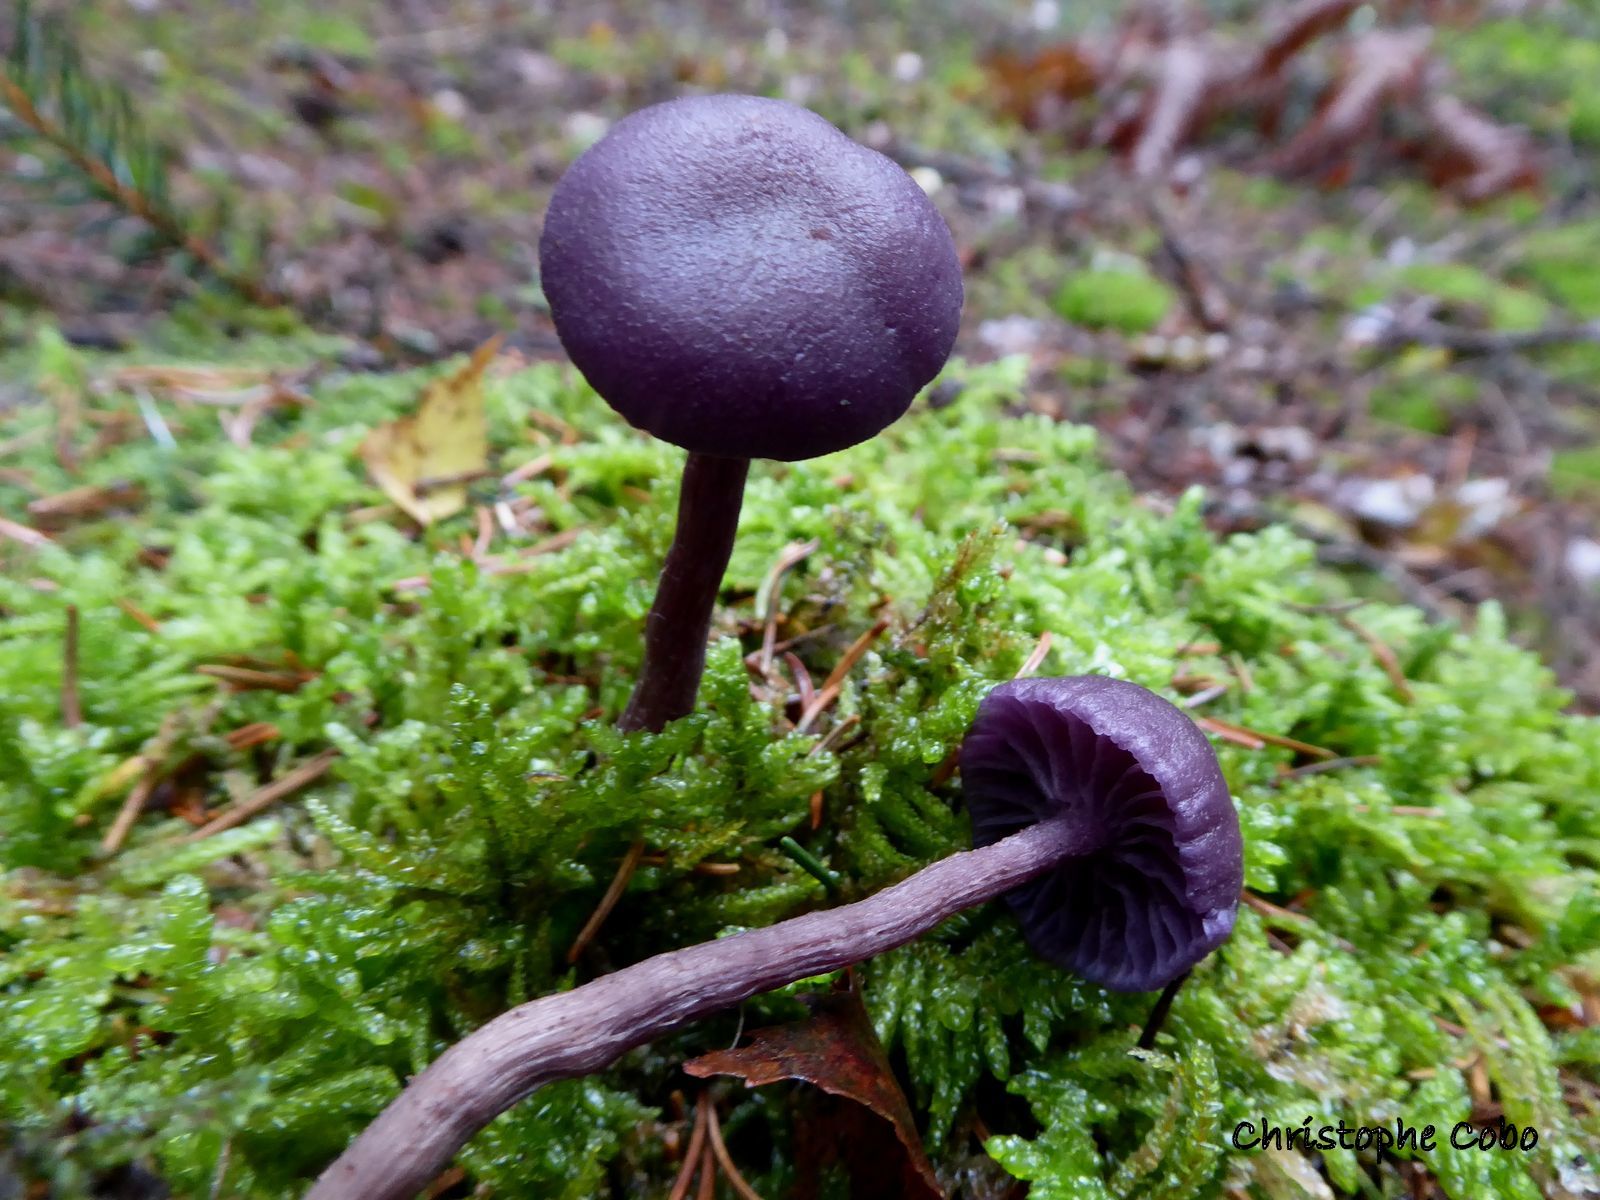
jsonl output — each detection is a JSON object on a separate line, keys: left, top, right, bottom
{"left": 539, "top": 93, "right": 963, "bottom": 733}
{"left": 961, "top": 675, "right": 1243, "bottom": 991}
{"left": 306, "top": 677, "right": 1241, "bottom": 1200}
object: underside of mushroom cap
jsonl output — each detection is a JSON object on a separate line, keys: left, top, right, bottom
{"left": 538, "top": 93, "right": 963, "bottom": 462}
{"left": 959, "top": 676, "right": 1244, "bottom": 991}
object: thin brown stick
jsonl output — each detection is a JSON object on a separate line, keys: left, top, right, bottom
{"left": 61, "top": 604, "right": 81, "bottom": 728}
{"left": 667, "top": 1098, "right": 710, "bottom": 1200}
{"left": 806, "top": 713, "right": 860, "bottom": 758}
{"left": 1015, "top": 630, "right": 1054, "bottom": 680}
{"left": 1195, "top": 716, "right": 1335, "bottom": 759}
{"left": 757, "top": 539, "right": 819, "bottom": 674}
{"left": 177, "top": 749, "right": 339, "bottom": 843}
{"left": 101, "top": 763, "right": 160, "bottom": 855}
{"left": 1239, "top": 890, "right": 1355, "bottom": 953}
{"left": 195, "top": 664, "right": 308, "bottom": 692}
{"left": 696, "top": 1145, "right": 716, "bottom": 1200}
{"left": 794, "top": 618, "right": 890, "bottom": 734}
{"left": 0, "top": 514, "right": 53, "bottom": 547}
{"left": 114, "top": 597, "right": 162, "bottom": 633}
{"left": 1338, "top": 615, "right": 1415, "bottom": 703}
{"left": 566, "top": 839, "right": 646, "bottom": 964}
{"left": 0, "top": 75, "right": 279, "bottom": 307}
{"left": 1274, "top": 754, "right": 1381, "bottom": 783}
{"left": 703, "top": 1095, "right": 765, "bottom": 1200}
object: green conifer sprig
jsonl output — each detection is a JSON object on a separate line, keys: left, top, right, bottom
{"left": 2, "top": 0, "right": 279, "bottom": 306}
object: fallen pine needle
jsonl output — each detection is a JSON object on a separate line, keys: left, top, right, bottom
{"left": 1015, "top": 630, "right": 1053, "bottom": 679}
{"left": 389, "top": 529, "right": 584, "bottom": 592}
{"left": 1241, "top": 890, "right": 1356, "bottom": 952}
{"left": 101, "top": 763, "right": 161, "bottom": 854}
{"left": 1352, "top": 803, "right": 1444, "bottom": 817}
{"left": 0, "top": 515, "right": 53, "bottom": 547}
{"left": 114, "top": 597, "right": 162, "bottom": 633}
{"left": 196, "top": 664, "right": 310, "bottom": 692}
{"left": 795, "top": 618, "right": 889, "bottom": 734}
{"left": 806, "top": 712, "right": 860, "bottom": 758}
{"left": 1274, "top": 754, "right": 1381, "bottom": 783}
{"left": 567, "top": 839, "right": 646, "bottom": 964}
{"left": 1339, "top": 614, "right": 1415, "bottom": 703}
{"left": 177, "top": 749, "right": 339, "bottom": 843}
{"left": 1196, "top": 716, "right": 1336, "bottom": 759}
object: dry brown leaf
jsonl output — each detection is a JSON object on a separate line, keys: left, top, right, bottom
{"left": 684, "top": 980, "right": 944, "bottom": 1200}
{"left": 359, "top": 337, "right": 498, "bottom": 526}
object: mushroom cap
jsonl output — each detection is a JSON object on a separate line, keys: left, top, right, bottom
{"left": 538, "top": 94, "right": 963, "bottom": 462}
{"left": 959, "top": 676, "right": 1243, "bottom": 991}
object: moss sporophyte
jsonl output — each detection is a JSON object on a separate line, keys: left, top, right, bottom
{"left": 309, "top": 677, "right": 1245, "bottom": 1199}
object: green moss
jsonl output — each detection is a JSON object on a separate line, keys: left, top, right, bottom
{"left": 1443, "top": 19, "right": 1600, "bottom": 145}
{"left": 1369, "top": 362, "right": 1480, "bottom": 434}
{"left": 1054, "top": 258, "right": 1175, "bottom": 334}
{"left": 1553, "top": 446, "right": 1600, "bottom": 498}
{"left": 1361, "top": 262, "right": 1552, "bottom": 332}
{"left": 1514, "top": 221, "right": 1600, "bottom": 317}
{"left": 2, "top": 340, "right": 1598, "bottom": 1198}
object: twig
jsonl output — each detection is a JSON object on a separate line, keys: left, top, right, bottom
{"left": 176, "top": 748, "right": 339, "bottom": 843}
{"left": 703, "top": 1095, "right": 765, "bottom": 1200}
{"left": 61, "top": 604, "right": 81, "bottom": 728}
{"left": 566, "top": 839, "right": 646, "bottom": 964}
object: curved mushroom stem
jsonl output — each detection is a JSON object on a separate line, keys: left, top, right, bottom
{"left": 619, "top": 451, "right": 751, "bottom": 733}
{"left": 306, "top": 813, "right": 1093, "bottom": 1200}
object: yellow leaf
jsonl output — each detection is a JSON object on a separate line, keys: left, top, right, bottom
{"left": 359, "top": 337, "right": 498, "bottom": 526}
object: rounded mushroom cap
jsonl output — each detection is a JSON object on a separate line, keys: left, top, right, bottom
{"left": 959, "top": 676, "right": 1243, "bottom": 992}
{"left": 538, "top": 94, "right": 963, "bottom": 462}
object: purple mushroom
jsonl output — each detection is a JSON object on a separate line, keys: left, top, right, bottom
{"left": 961, "top": 676, "right": 1243, "bottom": 991}
{"left": 308, "top": 677, "right": 1242, "bottom": 1200}
{"left": 539, "top": 93, "right": 963, "bottom": 732}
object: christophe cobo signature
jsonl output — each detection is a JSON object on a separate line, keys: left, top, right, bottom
{"left": 1232, "top": 1117, "right": 1541, "bottom": 1153}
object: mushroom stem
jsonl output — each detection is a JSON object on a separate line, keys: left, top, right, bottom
{"left": 619, "top": 451, "right": 751, "bottom": 733}
{"left": 306, "top": 813, "right": 1092, "bottom": 1200}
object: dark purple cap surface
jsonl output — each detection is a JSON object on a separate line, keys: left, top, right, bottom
{"left": 538, "top": 94, "right": 964, "bottom": 462}
{"left": 960, "top": 676, "right": 1243, "bottom": 991}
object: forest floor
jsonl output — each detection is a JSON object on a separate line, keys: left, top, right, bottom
{"left": 3, "top": 0, "right": 1599, "bottom": 704}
